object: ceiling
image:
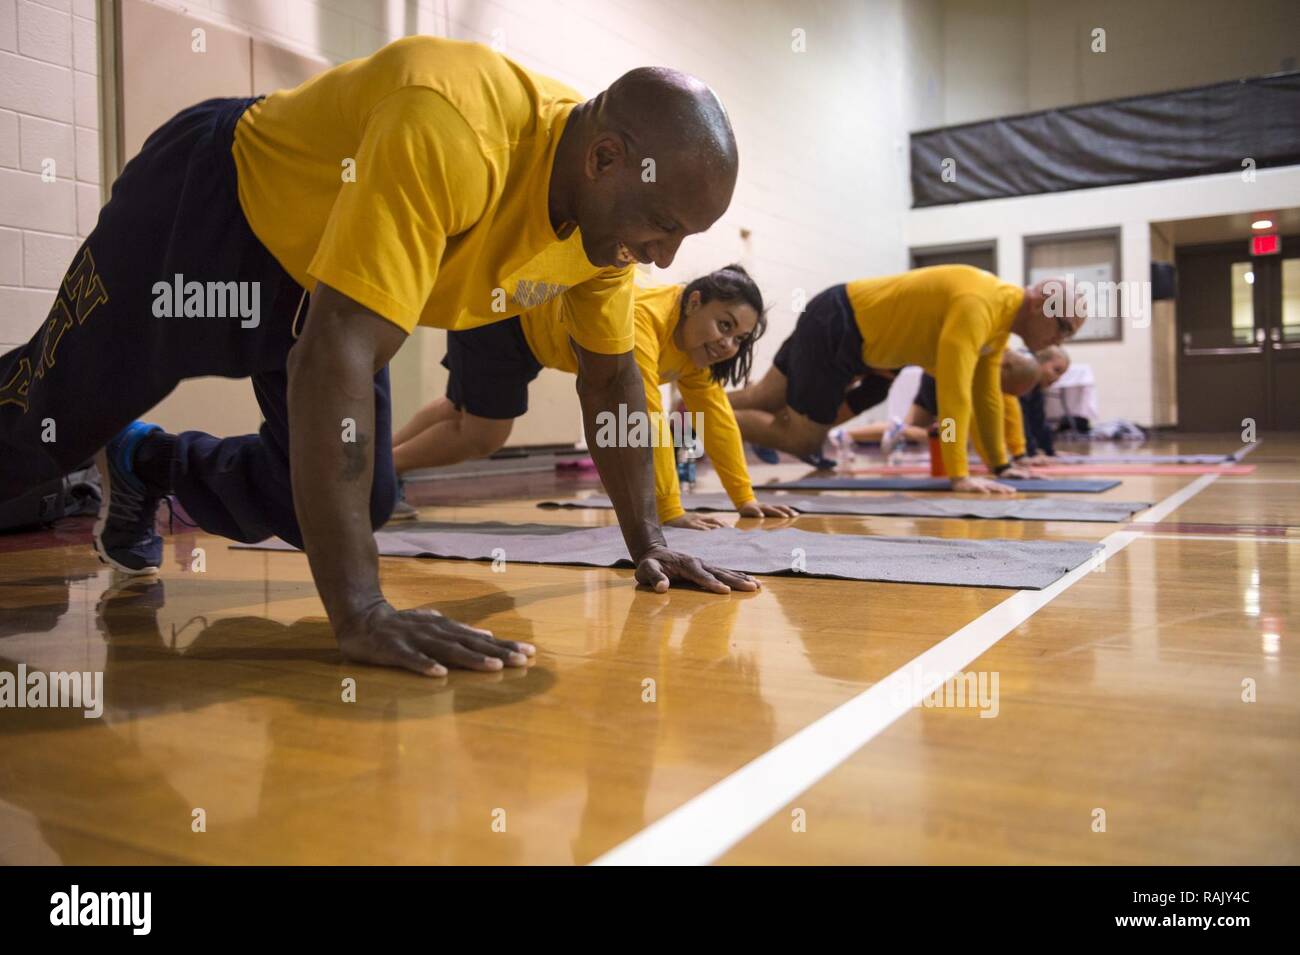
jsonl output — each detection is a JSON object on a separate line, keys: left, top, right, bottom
{"left": 1154, "top": 208, "right": 1300, "bottom": 247}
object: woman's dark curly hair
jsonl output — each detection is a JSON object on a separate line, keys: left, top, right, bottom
{"left": 679, "top": 264, "right": 767, "bottom": 386}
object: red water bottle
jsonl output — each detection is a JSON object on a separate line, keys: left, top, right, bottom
{"left": 928, "top": 424, "right": 946, "bottom": 477}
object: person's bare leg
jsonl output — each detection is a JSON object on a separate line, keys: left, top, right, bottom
{"left": 848, "top": 402, "right": 933, "bottom": 443}
{"left": 727, "top": 365, "right": 789, "bottom": 413}
{"left": 847, "top": 421, "right": 890, "bottom": 442}
{"left": 393, "top": 408, "right": 514, "bottom": 473}
{"left": 734, "top": 406, "right": 829, "bottom": 458}
{"left": 393, "top": 396, "right": 460, "bottom": 447}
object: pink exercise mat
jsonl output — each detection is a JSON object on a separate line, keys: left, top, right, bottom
{"left": 840, "top": 463, "right": 1257, "bottom": 476}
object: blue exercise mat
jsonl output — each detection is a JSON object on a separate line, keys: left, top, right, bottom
{"left": 758, "top": 477, "right": 1121, "bottom": 493}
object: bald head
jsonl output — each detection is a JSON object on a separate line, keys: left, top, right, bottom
{"left": 553, "top": 67, "right": 738, "bottom": 270}
{"left": 599, "top": 67, "right": 738, "bottom": 182}
{"left": 1000, "top": 349, "right": 1041, "bottom": 397}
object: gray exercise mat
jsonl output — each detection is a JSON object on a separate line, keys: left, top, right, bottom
{"left": 234, "top": 521, "right": 1101, "bottom": 590}
{"left": 539, "top": 492, "right": 1150, "bottom": 523}
{"left": 759, "top": 476, "right": 1121, "bottom": 493}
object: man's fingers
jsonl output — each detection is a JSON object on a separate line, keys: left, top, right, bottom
{"left": 496, "top": 637, "right": 536, "bottom": 657}
{"left": 677, "top": 559, "right": 730, "bottom": 594}
{"left": 416, "top": 635, "right": 504, "bottom": 672}
{"left": 383, "top": 642, "right": 448, "bottom": 678}
{"left": 464, "top": 634, "right": 529, "bottom": 667}
{"left": 411, "top": 608, "right": 496, "bottom": 641}
{"left": 636, "top": 558, "right": 671, "bottom": 593}
{"left": 706, "top": 565, "right": 760, "bottom": 591}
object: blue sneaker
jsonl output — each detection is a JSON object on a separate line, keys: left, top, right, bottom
{"left": 751, "top": 444, "right": 780, "bottom": 465}
{"left": 93, "top": 422, "right": 164, "bottom": 575}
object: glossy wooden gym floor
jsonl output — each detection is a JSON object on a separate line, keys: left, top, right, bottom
{"left": 1, "top": 435, "right": 1296, "bottom": 864}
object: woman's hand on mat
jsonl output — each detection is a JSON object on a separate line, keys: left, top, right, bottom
{"left": 998, "top": 465, "right": 1033, "bottom": 480}
{"left": 951, "top": 475, "right": 1017, "bottom": 496}
{"left": 666, "top": 513, "right": 729, "bottom": 530}
{"left": 738, "top": 501, "right": 799, "bottom": 519}
{"left": 336, "top": 602, "right": 535, "bottom": 677}
{"left": 634, "top": 546, "right": 761, "bottom": 594}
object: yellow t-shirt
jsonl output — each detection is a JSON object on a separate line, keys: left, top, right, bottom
{"left": 846, "top": 265, "right": 1023, "bottom": 478}
{"left": 520, "top": 284, "right": 757, "bottom": 522}
{"left": 231, "top": 36, "right": 634, "bottom": 354}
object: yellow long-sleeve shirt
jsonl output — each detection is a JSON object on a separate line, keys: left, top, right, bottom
{"left": 520, "top": 284, "right": 756, "bottom": 521}
{"left": 1004, "top": 394, "right": 1027, "bottom": 459}
{"left": 972, "top": 393, "right": 1027, "bottom": 465}
{"left": 847, "top": 265, "right": 1023, "bottom": 478}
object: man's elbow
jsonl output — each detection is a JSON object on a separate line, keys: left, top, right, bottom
{"left": 576, "top": 352, "right": 634, "bottom": 399}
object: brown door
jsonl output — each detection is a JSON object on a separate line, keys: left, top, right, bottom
{"left": 1263, "top": 250, "right": 1300, "bottom": 429}
{"left": 1176, "top": 237, "right": 1298, "bottom": 431}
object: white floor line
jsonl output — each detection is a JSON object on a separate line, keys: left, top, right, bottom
{"left": 1220, "top": 478, "right": 1300, "bottom": 485}
{"left": 591, "top": 473, "right": 1220, "bottom": 866}
{"left": 1139, "top": 532, "right": 1298, "bottom": 544}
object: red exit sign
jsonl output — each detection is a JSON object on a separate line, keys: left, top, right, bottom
{"left": 1252, "top": 234, "right": 1281, "bottom": 256}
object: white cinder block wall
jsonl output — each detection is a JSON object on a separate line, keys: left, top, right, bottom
{"left": 429, "top": 0, "right": 939, "bottom": 385}
{"left": 1, "top": 0, "right": 937, "bottom": 431}
{"left": 7, "top": 0, "right": 1292, "bottom": 432}
{"left": 0, "top": 0, "right": 101, "bottom": 356}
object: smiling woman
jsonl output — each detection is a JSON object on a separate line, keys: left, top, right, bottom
{"left": 673, "top": 264, "right": 768, "bottom": 387}
{"left": 389, "top": 266, "right": 784, "bottom": 527}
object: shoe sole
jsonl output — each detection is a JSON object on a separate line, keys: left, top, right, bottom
{"left": 92, "top": 449, "right": 160, "bottom": 577}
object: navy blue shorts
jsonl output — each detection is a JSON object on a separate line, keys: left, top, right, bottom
{"left": 442, "top": 317, "right": 544, "bottom": 420}
{"left": 0, "top": 97, "right": 397, "bottom": 543}
{"left": 773, "top": 284, "right": 892, "bottom": 424}
{"left": 914, "top": 373, "right": 939, "bottom": 417}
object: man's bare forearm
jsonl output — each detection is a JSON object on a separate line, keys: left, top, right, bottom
{"left": 577, "top": 357, "right": 665, "bottom": 561}
{"left": 286, "top": 293, "right": 402, "bottom": 630}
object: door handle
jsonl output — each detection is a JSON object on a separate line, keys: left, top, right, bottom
{"left": 1271, "top": 341, "right": 1300, "bottom": 350}
{"left": 1269, "top": 327, "right": 1300, "bottom": 350}
{"left": 1181, "top": 332, "right": 1262, "bottom": 356}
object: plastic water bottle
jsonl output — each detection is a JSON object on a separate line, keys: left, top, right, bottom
{"left": 829, "top": 427, "right": 856, "bottom": 466}
{"left": 676, "top": 445, "right": 697, "bottom": 490}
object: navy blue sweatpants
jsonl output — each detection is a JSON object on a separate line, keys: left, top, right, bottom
{"left": 0, "top": 97, "right": 397, "bottom": 546}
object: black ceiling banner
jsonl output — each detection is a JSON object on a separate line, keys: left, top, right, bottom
{"left": 910, "top": 72, "right": 1300, "bottom": 208}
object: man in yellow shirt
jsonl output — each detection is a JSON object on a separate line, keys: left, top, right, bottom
{"left": 0, "top": 37, "right": 757, "bottom": 677}
{"left": 391, "top": 266, "right": 797, "bottom": 528}
{"left": 729, "top": 266, "right": 1086, "bottom": 494}
{"left": 847, "top": 349, "right": 1041, "bottom": 462}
